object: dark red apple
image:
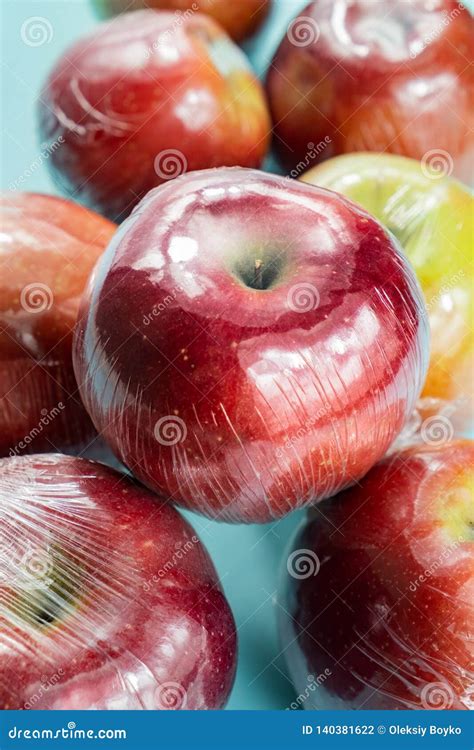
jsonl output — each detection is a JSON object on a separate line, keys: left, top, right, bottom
{"left": 0, "top": 193, "right": 116, "bottom": 458}
{"left": 280, "top": 440, "right": 473, "bottom": 710}
{"left": 93, "top": 0, "right": 272, "bottom": 43}
{"left": 73, "top": 167, "right": 429, "bottom": 523}
{"left": 0, "top": 453, "right": 236, "bottom": 710}
{"left": 38, "top": 10, "right": 271, "bottom": 223}
{"left": 266, "top": 0, "right": 473, "bottom": 184}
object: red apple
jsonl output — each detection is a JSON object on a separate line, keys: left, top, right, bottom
{"left": 0, "top": 193, "right": 116, "bottom": 458}
{"left": 93, "top": 0, "right": 272, "bottom": 43}
{"left": 280, "top": 440, "right": 473, "bottom": 710}
{"left": 38, "top": 10, "right": 271, "bottom": 223}
{"left": 266, "top": 0, "right": 473, "bottom": 184}
{"left": 73, "top": 167, "right": 429, "bottom": 523}
{"left": 0, "top": 453, "right": 236, "bottom": 710}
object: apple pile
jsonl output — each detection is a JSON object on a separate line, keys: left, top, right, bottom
{"left": 266, "top": 0, "right": 473, "bottom": 184}
{"left": 280, "top": 440, "right": 473, "bottom": 710}
{"left": 0, "top": 193, "right": 115, "bottom": 458}
{"left": 0, "top": 454, "right": 236, "bottom": 710}
{"left": 1, "top": 0, "right": 472, "bottom": 714}
{"left": 301, "top": 153, "right": 474, "bottom": 427}
{"left": 73, "top": 167, "right": 429, "bottom": 523}
{"left": 38, "top": 9, "right": 271, "bottom": 222}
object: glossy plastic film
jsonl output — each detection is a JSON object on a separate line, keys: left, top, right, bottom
{"left": 73, "top": 168, "right": 430, "bottom": 523}
{"left": 38, "top": 10, "right": 270, "bottom": 222}
{"left": 279, "top": 440, "right": 474, "bottom": 710}
{"left": 301, "top": 152, "right": 474, "bottom": 426}
{"left": 266, "top": 0, "right": 473, "bottom": 184}
{"left": 0, "top": 454, "right": 236, "bottom": 710}
{"left": 0, "top": 193, "right": 116, "bottom": 458}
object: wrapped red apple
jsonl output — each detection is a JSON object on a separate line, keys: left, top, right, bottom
{"left": 73, "top": 167, "right": 429, "bottom": 523}
{"left": 266, "top": 0, "right": 473, "bottom": 184}
{"left": 279, "top": 440, "right": 473, "bottom": 710}
{"left": 0, "top": 193, "right": 116, "bottom": 458}
{"left": 93, "top": 0, "right": 272, "bottom": 43}
{"left": 38, "top": 10, "right": 270, "bottom": 222}
{"left": 0, "top": 454, "right": 236, "bottom": 710}
{"left": 301, "top": 153, "right": 474, "bottom": 427}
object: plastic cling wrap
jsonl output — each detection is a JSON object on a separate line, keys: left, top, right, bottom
{"left": 73, "top": 168, "right": 429, "bottom": 523}
{"left": 0, "top": 193, "right": 116, "bottom": 458}
{"left": 279, "top": 440, "right": 473, "bottom": 711}
{"left": 301, "top": 152, "right": 474, "bottom": 429}
{"left": 0, "top": 454, "right": 236, "bottom": 710}
{"left": 37, "top": 10, "right": 270, "bottom": 222}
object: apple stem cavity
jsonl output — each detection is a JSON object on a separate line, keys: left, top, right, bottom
{"left": 253, "top": 259, "right": 264, "bottom": 290}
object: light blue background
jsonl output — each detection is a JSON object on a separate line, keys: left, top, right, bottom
{"left": 1, "top": 0, "right": 310, "bottom": 711}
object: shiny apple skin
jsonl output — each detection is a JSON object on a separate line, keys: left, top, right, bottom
{"left": 302, "top": 153, "right": 474, "bottom": 420}
{"left": 73, "top": 167, "right": 429, "bottom": 523}
{"left": 94, "top": 0, "right": 272, "bottom": 43}
{"left": 0, "top": 193, "right": 116, "bottom": 458}
{"left": 0, "top": 454, "right": 236, "bottom": 710}
{"left": 266, "top": 0, "right": 473, "bottom": 184}
{"left": 38, "top": 10, "right": 271, "bottom": 223}
{"left": 280, "top": 440, "right": 474, "bottom": 710}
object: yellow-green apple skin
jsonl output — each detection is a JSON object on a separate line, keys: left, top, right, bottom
{"left": 301, "top": 153, "right": 473, "bottom": 420}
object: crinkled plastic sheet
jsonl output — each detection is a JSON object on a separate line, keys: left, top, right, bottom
{"left": 0, "top": 454, "right": 236, "bottom": 710}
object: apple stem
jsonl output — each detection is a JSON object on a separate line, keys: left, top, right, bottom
{"left": 253, "top": 259, "right": 264, "bottom": 290}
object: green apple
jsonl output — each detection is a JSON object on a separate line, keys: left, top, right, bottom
{"left": 302, "top": 153, "right": 473, "bottom": 419}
